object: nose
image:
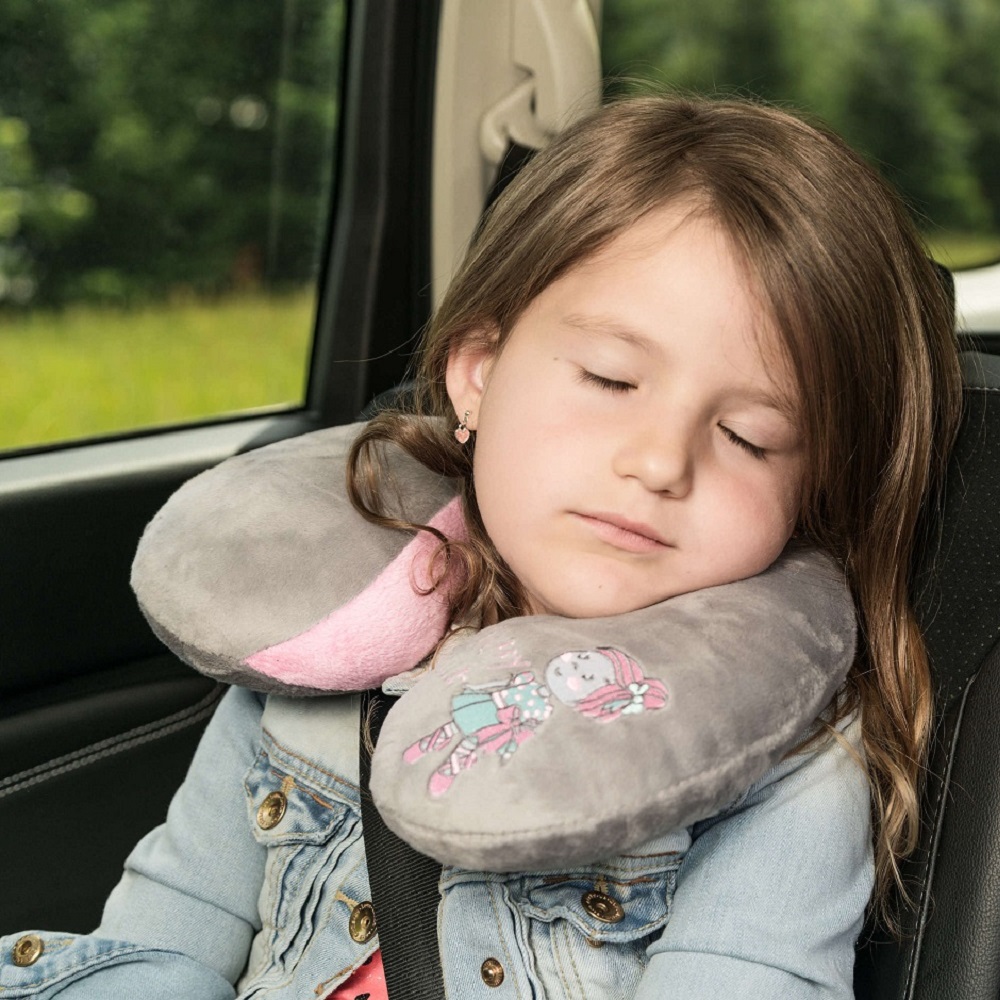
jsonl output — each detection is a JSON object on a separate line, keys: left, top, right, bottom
{"left": 612, "top": 425, "right": 694, "bottom": 496}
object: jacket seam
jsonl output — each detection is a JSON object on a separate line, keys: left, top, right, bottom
{"left": 0, "top": 943, "right": 174, "bottom": 990}
{"left": 260, "top": 725, "right": 361, "bottom": 796}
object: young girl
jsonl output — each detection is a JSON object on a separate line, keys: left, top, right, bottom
{"left": 3, "top": 95, "right": 961, "bottom": 999}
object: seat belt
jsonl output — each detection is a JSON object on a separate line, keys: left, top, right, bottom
{"left": 360, "top": 689, "right": 446, "bottom": 1000}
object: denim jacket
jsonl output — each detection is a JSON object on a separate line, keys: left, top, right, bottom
{"left": 1, "top": 685, "right": 873, "bottom": 999}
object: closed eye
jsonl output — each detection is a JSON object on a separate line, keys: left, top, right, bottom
{"left": 720, "top": 424, "right": 767, "bottom": 460}
{"left": 576, "top": 369, "right": 635, "bottom": 394}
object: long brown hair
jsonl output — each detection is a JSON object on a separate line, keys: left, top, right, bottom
{"left": 349, "top": 95, "right": 963, "bottom": 924}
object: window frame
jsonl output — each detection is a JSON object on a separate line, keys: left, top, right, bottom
{"left": 0, "top": 0, "right": 442, "bottom": 707}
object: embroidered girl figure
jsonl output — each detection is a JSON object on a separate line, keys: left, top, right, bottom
{"left": 404, "top": 647, "right": 667, "bottom": 795}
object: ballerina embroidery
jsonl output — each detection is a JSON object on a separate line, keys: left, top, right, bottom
{"left": 403, "top": 646, "right": 668, "bottom": 796}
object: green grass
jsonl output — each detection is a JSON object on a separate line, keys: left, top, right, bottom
{"left": 923, "top": 230, "right": 1000, "bottom": 271}
{"left": 0, "top": 290, "right": 315, "bottom": 452}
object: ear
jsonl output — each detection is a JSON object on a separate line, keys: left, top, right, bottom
{"left": 444, "top": 332, "right": 498, "bottom": 430}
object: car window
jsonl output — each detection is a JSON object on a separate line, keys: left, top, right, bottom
{"left": 602, "top": 0, "right": 1000, "bottom": 329}
{"left": 0, "top": 0, "right": 346, "bottom": 453}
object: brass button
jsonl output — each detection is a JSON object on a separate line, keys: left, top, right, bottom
{"left": 13, "top": 934, "right": 44, "bottom": 967}
{"left": 480, "top": 957, "right": 505, "bottom": 987}
{"left": 349, "top": 901, "right": 377, "bottom": 943}
{"left": 256, "top": 790, "right": 287, "bottom": 830}
{"left": 581, "top": 890, "right": 624, "bottom": 923}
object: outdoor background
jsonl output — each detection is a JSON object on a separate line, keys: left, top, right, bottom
{"left": 3, "top": 0, "right": 1000, "bottom": 451}
{"left": 1, "top": 0, "right": 344, "bottom": 450}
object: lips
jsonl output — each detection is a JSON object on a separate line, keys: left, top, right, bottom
{"left": 574, "top": 512, "right": 671, "bottom": 554}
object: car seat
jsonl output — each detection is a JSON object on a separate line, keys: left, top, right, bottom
{"left": 854, "top": 349, "right": 1000, "bottom": 999}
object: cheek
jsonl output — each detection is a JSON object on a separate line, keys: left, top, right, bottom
{"left": 771, "top": 461, "right": 805, "bottom": 533}
{"left": 737, "top": 474, "right": 801, "bottom": 556}
{"left": 471, "top": 445, "right": 516, "bottom": 548}
{"left": 471, "top": 401, "right": 568, "bottom": 534}
{"left": 703, "top": 467, "right": 800, "bottom": 568}
{"left": 478, "top": 348, "right": 585, "bottom": 456}
{"left": 740, "top": 450, "right": 802, "bottom": 519}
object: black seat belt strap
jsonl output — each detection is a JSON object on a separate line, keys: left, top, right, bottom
{"left": 360, "top": 689, "right": 446, "bottom": 1000}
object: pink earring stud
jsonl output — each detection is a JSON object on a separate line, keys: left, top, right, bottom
{"left": 454, "top": 410, "right": 471, "bottom": 444}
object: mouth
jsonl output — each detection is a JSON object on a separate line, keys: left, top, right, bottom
{"left": 573, "top": 512, "right": 671, "bottom": 554}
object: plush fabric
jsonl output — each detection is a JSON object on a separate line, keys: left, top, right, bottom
{"left": 371, "top": 543, "right": 855, "bottom": 870}
{"left": 131, "top": 420, "right": 856, "bottom": 870}
{"left": 131, "top": 422, "right": 461, "bottom": 695}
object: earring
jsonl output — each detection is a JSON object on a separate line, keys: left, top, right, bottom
{"left": 454, "top": 410, "right": 471, "bottom": 444}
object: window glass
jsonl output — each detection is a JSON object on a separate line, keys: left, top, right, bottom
{"left": 1, "top": 0, "right": 346, "bottom": 452}
{"left": 602, "top": 0, "right": 1000, "bottom": 273}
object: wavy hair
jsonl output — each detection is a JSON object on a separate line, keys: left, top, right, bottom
{"left": 348, "top": 94, "right": 963, "bottom": 926}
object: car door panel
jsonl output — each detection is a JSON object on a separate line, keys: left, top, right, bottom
{"left": 0, "top": 0, "right": 440, "bottom": 936}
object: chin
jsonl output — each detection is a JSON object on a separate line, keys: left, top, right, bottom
{"left": 534, "top": 587, "right": 663, "bottom": 620}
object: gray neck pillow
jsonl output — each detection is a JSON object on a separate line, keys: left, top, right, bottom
{"left": 132, "top": 421, "right": 856, "bottom": 871}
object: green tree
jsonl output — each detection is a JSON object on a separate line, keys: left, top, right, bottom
{"left": 0, "top": 111, "right": 92, "bottom": 303}
{"left": 944, "top": 0, "right": 1000, "bottom": 230}
{"left": 0, "top": 0, "right": 343, "bottom": 306}
{"left": 841, "top": 0, "right": 988, "bottom": 229}
{"left": 602, "top": 0, "right": 998, "bottom": 244}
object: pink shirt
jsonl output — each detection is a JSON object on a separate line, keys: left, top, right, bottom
{"left": 325, "top": 949, "right": 388, "bottom": 1000}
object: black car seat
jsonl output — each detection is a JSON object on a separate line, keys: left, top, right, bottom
{"left": 854, "top": 349, "right": 1000, "bottom": 999}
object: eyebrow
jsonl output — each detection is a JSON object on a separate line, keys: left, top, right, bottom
{"left": 561, "top": 312, "right": 799, "bottom": 420}
{"left": 562, "top": 313, "right": 659, "bottom": 355}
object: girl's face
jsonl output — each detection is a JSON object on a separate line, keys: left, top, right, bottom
{"left": 446, "top": 201, "right": 805, "bottom": 618}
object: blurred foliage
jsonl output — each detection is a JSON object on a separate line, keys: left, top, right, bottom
{"left": 924, "top": 230, "right": 1000, "bottom": 271}
{"left": 0, "top": 112, "right": 92, "bottom": 302}
{"left": 0, "top": 0, "right": 344, "bottom": 306}
{"left": 603, "top": 0, "right": 1000, "bottom": 265}
{"left": 6, "top": 0, "right": 997, "bottom": 310}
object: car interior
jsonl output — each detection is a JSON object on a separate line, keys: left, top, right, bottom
{"left": 2, "top": 2, "right": 1000, "bottom": 998}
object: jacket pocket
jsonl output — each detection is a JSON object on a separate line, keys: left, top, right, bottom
{"left": 244, "top": 749, "right": 351, "bottom": 848}
{"left": 239, "top": 750, "right": 368, "bottom": 997}
{"left": 517, "top": 859, "right": 678, "bottom": 945}
{"left": 509, "top": 835, "right": 685, "bottom": 1000}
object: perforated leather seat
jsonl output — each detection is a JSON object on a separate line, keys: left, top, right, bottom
{"left": 855, "top": 350, "right": 1000, "bottom": 999}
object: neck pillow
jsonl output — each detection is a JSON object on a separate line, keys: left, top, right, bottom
{"left": 132, "top": 421, "right": 856, "bottom": 871}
